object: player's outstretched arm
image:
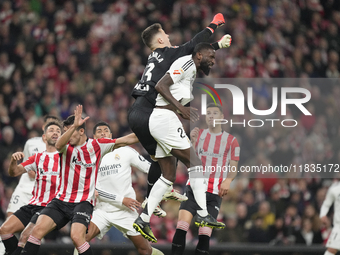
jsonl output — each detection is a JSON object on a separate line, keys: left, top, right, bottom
{"left": 56, "top": 105, "right": 89, "bottom": 152}
{"left": 114, "top": 133, "right": 139, "bottom": 149}
{"left": 179, "top": 13, "right": 225, "bottom": 54}
{"left": 218, "top": 160, "right": 238, "bottom": 198}
{"left": 8, "top": 152, "right": 26, "bottom": 177}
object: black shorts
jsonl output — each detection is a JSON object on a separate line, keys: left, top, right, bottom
{"left": 128, "top": 97, "right": 157, "bottom": 155}
{"left": 180, "top": 185, "right": 222, "bottom": 219}
{"left": 14, "top": 204, "right": 45, "bottom": 226}
{"left": 40, "top": 198, "right": 93, "bottom": 230}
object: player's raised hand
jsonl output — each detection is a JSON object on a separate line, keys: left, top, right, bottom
{"left": 211, "top": 13, "right": 225, "bottom": 28}
{"left": 123, "top": 197, "right": 141, "bottom": 211}
{"left": 73, "top": 105, "right": 89, "bottom": 128}
{"left": 218, "top": 34, "right": 232, "bottom": 48}
{"left": 178, "top": 107, "right": 199, "bottom": 123}
{"left": 11, "top": 152, "right": 24, "bottom": 161}
{"left": 190, "top": 127, "right": 200, "bottom": 142}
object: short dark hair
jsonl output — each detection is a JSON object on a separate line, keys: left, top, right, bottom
{"left": 207, "top": 103, "right": 223, "bottom": 113}
{"left": 192, "top": 43, "right": 214, "bottom": 57}
{"left": 43, "top": 115, "right": 59, "bottom": 123}
{"left": 44, "top": 120, "right": 62, "bottom": 133}
{"left": 63, "top": 115, "right": 86, "bottom": 131}
{"left": 142, "top": 23, "right": 162, "bottom": 49}
{"left": 93, "top": 121, "right": 111, "bottom": 135}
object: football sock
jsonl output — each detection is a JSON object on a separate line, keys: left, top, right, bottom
{"left": 11, "top": 246, "right": 23, "bottom": 255}
{"left": 195, "top": 234, "right": 210, "bottom": 255}
{"left": 77, "top": 242, "right": 93, "bottom": 255}
{"left": 141, "top": 175, "right": 172, "bottom": 223}
{"left": 1, "top": 234, "right": 18, "bottom": 255}
{"left": 21, "top": 235, "right": 41, "bottom": 255}
{"left": 147, "top": 161, "right": 162, "bottom": 197}
{"left": 188, "top": 166, "right": 208, "bottom": 217}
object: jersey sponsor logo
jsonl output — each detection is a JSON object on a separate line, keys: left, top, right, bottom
{"left": 173, "top": 68, "right": 184, "bottom": 75}
{"left": 198, "top": 148, "right": 223, "bottom": 158}
{"left": 99, "top": 164, "right": 121, "bottom": 172}
{"left": 39, "top": 168, "right": 59, "bottom": 176}
{"left": 115, "top": 154, "right": 120, "bottom": 160}
{"left": 71, "top": 156, "right": 95, "bottom": 167}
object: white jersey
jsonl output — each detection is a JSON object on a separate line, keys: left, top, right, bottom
{"left": 155, "top": 55, "right": 196, "bottom": 107}
{"left": 16, "top": 137, "right": 46, "bottom": 193}
{"left": 320, "top": 181, "right": 340, "bottom": 226}
{"left": 95, "top": 147, "right": 150, "bottom": 213}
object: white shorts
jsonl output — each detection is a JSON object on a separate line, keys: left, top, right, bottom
{"left": 326, "top": 225, "right": 340, "bottom": 250}
{"left": 149, "top": 108, "right": 191, "bottom": 158}
{"left": 91, "top": 208, "right": 139, "bottom": 239}
{"left": 7, "top": 188, "right": 32, "bottom": 214}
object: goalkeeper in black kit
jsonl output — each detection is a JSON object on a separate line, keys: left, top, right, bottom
{"left": 128, "top": 14, "right": 232, "bottom": 242}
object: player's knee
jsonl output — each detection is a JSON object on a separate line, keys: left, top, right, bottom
{"left": 71, "top": 232, "right": 85, "bottom": 247}
{"left": 0, "top": 225, "right": 9, "bottom": 235}
{"left": 31, "top": 223, "right": 48, "bottom": 240}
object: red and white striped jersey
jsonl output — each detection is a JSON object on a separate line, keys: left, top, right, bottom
{"left": 194, "top": 129, "right": 240, "bottom": 195}
{"left": 21, "top": 151, "right": 60, "bottom": 207}
{"left": 56, "top": 138, "right": 116, "bottom": 205}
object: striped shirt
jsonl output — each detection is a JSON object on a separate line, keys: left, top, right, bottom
{"left": 194, "top": 129, "right": 240, "bottom": 195}
{"left": 21, "top": 151, "right": 60, "bottom": 207}
{"left": 56, "top": 138, "right": 116, "bottom": 205}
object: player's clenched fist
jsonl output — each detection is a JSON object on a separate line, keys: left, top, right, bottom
{"left": 211, "top": 13, "right": 225, "bottom": 27}
{"left": 218, "top": 34, "right": 232, "bottom": 48}
{"left": 190, "top": 127, "right": 200, "bottom": 142}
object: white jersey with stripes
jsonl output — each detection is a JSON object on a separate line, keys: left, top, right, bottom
{"left": 155, "top": 55, "right": 196, "bottom": 107}
{"left": 95, "top": 146, "right": 150, "bottom": 212}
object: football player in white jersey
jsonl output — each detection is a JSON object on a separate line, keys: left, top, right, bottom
{"left": 73, "top": 121, "right": 163, "bottom": 255}
{"left": 320, "top": 181, "right": 340, "bottom": 255}
{"left": 172, "top": 103, "right": 239, "bottom": 255}
{"left": 6, "top": 115, "right": 59, "bottom": 217}
{"left": 134, "top": 42, "right": 231, "bottom": 242}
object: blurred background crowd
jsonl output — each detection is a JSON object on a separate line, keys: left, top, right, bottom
{"left": 0, "top": 0, "right": 340, "bottom": 247}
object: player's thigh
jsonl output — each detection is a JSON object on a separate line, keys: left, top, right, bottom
{"left": 31, "top": 215, "right": 57, "bottom": 239}
{"left": 179, "top": 186, "right": 200, "bottom": 219}
{"left": 87, "top": 210, "right": 109, "bottom": 241}
{"left": 0, "top": 214, "right": 25, "bottom": 234}
{"left": 7, "top": 189, "right": 31, "bottom": 214}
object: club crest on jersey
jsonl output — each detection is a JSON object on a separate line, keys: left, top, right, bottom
{"left": 87, "top": 147, "right": 94, "bottom": 153}
{"left": 115, "top": 154, "right": 120, "bottom": 160}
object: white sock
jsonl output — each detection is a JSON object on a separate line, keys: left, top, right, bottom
{"left": 141, "top": 175, "right": 172, "bottom": 223}
{"left": 151, "top": 247, "right": 164, "bottom": 255}
{"left": 0, "top": 236, "right": 5, "bottom": 255}
{"left": 189, "top": 166, "right": 208, "bottom": 217}
{"left": 73, "top": 248, "right": 79, "bottom": 255}
{"left": 324, "top": 251, "right": 336, "bottom": 255}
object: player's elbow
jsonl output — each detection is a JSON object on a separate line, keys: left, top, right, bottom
{"left": 155, "top": 83, "right": 162, "bottom": 93}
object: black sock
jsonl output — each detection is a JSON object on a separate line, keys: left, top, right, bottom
{"left": 195, "top": 235, "right": 210, "bottom": 255}
{"left": 2, "top": 235, "right": 18, "bottom": 255}
{"left": 21, "top": 241, "right": 40, "bottom": 255}
{"left": 172, "top": 229, "right": 187, "bottom": 255}
{"left": 147, "top": 161, "right": 162, "bottom": 197}
{"left": 11, "top": 246, "right": 23, "bottom": 255}
{"left": 79, "top": 247, "right": 93, "bottom": 255}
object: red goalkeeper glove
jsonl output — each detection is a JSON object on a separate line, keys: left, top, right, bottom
{"left": 211, "top": 13, "right": 225, "bottom": 27}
